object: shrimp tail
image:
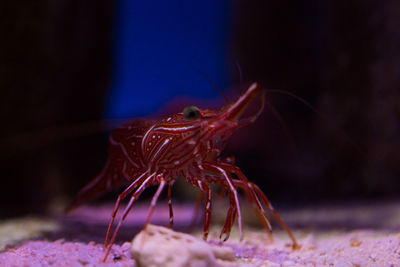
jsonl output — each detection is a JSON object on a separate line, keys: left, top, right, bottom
{"left": 64, "top": 161, "right": 121, "bottom": 213}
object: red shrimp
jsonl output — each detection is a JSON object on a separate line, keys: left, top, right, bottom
{"left": 65, "top": 82, "right": 298, "bottom": 261}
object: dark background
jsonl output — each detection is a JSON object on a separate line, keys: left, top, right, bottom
{"left": 1, "top": 0, "right": 399, "bottom": 218}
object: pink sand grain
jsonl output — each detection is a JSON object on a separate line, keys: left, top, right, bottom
{"left": 0, "top": 240, "right": 135, "bottom": 267}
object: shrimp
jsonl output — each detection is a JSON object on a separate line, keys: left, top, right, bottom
{"left": 65, "top": 82, "right": 298, "bottom": 261}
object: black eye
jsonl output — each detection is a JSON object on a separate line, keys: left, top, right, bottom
{"left": 183, "top": 105, "right": 201, "bottom": 120}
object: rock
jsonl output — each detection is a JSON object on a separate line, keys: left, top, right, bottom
{"left": 131, "top": 225, "right": 237, "bottom": 267}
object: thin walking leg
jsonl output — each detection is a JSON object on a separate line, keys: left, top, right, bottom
{"left": 252, "top": 183, "right": 299, "bottom": 248}
{"left": 144, "top": 177, "right": 167, "bottom": 229}
{"left": 204, "top": 163, "right": 244, "bottom": 241}
{"left": 223, "top": 163, "right": 297, "bottom": 248}
{"left": 103, "top": 173, "right": 155, "bottom": 261}
{"left": 167, "top": 183, "right": 174, "bottom": 228}
{"left": 189, "top": 191, "right": 204, "bottom": 230}
{"left": 219, "top": 195, "right": 237, "bottom": 241}
{"left": 104, "top": 171, "right": 151, "bottom": 247}
{"left": 232, "top": 179, "right": 274, "bottom": 242}
{"left": 195, "top": 180, "right": 212, "bottom": 240}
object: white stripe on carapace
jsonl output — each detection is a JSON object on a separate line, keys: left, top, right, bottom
{"left": 109, "top": 135, "right": 140, "bottom": 168}
{"left": 164, "top": 127, "right": 214, "bottom": 166}
{"left": 119, "top": 143, "right": 140, "bottom": 168}
{"left": 149, "top": 138, "right": 171, "bottom": 165}
{"left": 153, "top": 125, "right": 200, "bottom": 133}
{"left": 141, "top": 124, "right": 156, "bottom": 154}
{"left": 146, "top": 125, "right": 202, "bottom": 168}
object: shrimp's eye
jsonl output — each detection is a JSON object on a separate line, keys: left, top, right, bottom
{"left": 183, "top": 105, "right": 201, "bottom": 120}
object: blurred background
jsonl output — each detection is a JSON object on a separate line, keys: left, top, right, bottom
{"left": 1, "top": 0, "right": 399, "bottom": 218}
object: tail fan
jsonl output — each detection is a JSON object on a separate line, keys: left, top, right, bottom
{"left": 64, "top": 160, "right": 122, "bottom": 213}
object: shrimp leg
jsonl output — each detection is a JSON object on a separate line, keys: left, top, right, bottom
{"left": 104, "top": 171, "right": 156, "bottom": 261}
{"left": 203, "top": 163, "right": 244, "bottom": 241}
{"left": 222, "top": 163, "right": 298, "bottom": 248}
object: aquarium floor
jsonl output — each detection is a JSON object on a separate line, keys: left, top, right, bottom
{"left": 0, "top": 200, "right": 399, "bottom": 266}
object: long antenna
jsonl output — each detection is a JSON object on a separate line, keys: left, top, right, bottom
{"left": 266, "top": 89, "right": 366, "bottom": 157}
{"left": 191, "top": 67, "right": 231, "bottom": 104}
{"left": 235, "top": 60, "right": 243, "bottom": 85}
{"left": 263, "top": 98, "right": 299, "bottom": 162}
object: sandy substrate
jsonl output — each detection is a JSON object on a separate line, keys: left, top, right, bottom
{"left": 0, "top": 201, "right": 399, "bottom": 266}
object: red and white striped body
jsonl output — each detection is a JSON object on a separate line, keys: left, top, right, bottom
{"left": 66, "top": 83, "right": 298, "bottom": 261}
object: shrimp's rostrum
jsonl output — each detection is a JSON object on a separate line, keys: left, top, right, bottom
{"left": 66, "top": 83, "right": 298, "bottom": 261}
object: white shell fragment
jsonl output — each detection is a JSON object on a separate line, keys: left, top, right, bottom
{"left": 131, "top": 225, "right": 237, "bottom": 267}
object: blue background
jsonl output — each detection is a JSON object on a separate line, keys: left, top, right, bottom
{"left": 107, "top": 0, "right": 233, "bottom": 118}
